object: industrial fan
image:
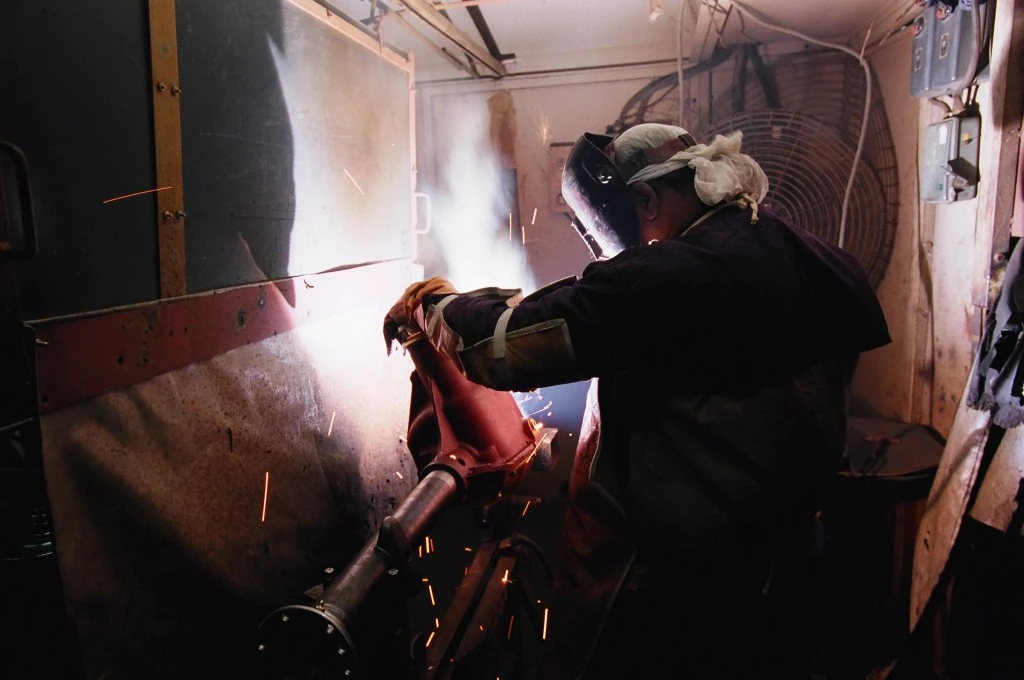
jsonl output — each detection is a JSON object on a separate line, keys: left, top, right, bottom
{"left": 610, "top": 46, "right": 899, "bottom": 289}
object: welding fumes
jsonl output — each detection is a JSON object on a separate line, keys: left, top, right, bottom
{"left": 422, "top": 98, "right": 535, "bottom": 294}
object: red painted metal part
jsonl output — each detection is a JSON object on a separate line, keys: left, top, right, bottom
{"left": 405, "top": 334, "right": 539, "bottom": 502}
{"left": 31, "top": 262, "right": 416, "bottom": 413}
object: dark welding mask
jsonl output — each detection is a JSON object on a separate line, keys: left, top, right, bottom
{"left": 560, "top": 132, "right": 641, "bottom": 260}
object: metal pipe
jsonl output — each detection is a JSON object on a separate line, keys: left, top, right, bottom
{"left": 394, "top": 0, "right": 507, "bottom": 77}
{"left": 321, "top": 470, "right": 458, "bottom": 623}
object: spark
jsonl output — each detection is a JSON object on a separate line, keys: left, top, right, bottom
{"left": 464, "top": 567, "right": 468, "bottom": 575}
{"left": 508, "top": 213, "right": 513, "bottom": 242}
{"left": 521, "top": 500, "right": 531, "bottom": 517}
{"left": 428, "top": 584, "right": 436, "bottom": 606}
{"left": 526, "top": 401, "right": 553, "bottom": 418}
{"left": 521, "top": 225, "right": 526, "bottom": 245}
{"left": 395, "top": 470, "right": 403, "bottom": 480}
{"left": 343, "top": 168, "right": 365, "bottom": 195}
{"left": 464, "top": 547, "right": 472, "bottom": 552}
{"left": 422, "top": 577, "right": 429, "bottom": 582}
{"left": 261, "top": 471, "right": 270, "bottom": 523}
{"left": 102, "top": 185, "right": 172, "bottom": 204}
{"left": 418, "top": 546, "right": 423, "bottom": 558}
{"left": 479, "top": 625, "right": 484, "bottom": 632}
{"left": 531, "top": 207, "right": 538, "bottom": 225}
{"left": 507, "top": 615, "right": 515, "bottom": 639}
{"left": 328, "top": 410, "right": 336, "bottom": 437}
{"left": 435, "top": 617, "right": 440, "bottom": 628}
{"left": 426, "top": 631, "right": 436, "bottom": 647}
{"left": 542, "top": 608, "right": 549, "bottom": 640}
{"left": 501, "top": 569, "right": 510, "bottom": 584}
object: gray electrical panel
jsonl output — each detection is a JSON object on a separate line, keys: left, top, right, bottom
{"left": 910, "top": 4, "right": 983, "bottom": 98}
{"left": 920, "top": 115, "right": 980, "bottom": 203}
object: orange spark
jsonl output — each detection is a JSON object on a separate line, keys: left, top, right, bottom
{"left": 501, "top": 569, "right": 509, "bottom": 584}
{"left": 426, "top": 631, "right": 436, "bottom": 647}
{"left": 542, "top": 608, "right": 549, "bottom": 640}
{"left": 464, "top": 547, "right": 472, "bottom": 552}
{"left": 521, "top": 500, "right": 531, "bottom": 517}
{"left": 435, "top": 617, "right": 440, "bottom": 628}
{"left": 418, "top": 546, "right": 423, "bottom": 558}
{"left": 507, "top": 615, "right": 515, "bottom": 639}
{"left": 102, "top": 185, "right": 172, "bottom": 204}
{"left": 422, "top": 577, "right": 429, "bottom": 582}
{"left": 343, "top": 168, "right": 365, "bottom": 195}
{"left": 328, "top": 410, "right": 336, "bottom": 437}
{"left": 521, "top": 225, "right": 526, "bottom": 245}
{"left": 428, "top": 584, "right": 436, "bottom": 606}
{"left": 531, "top": 207, "right": 538, "bottom": 225}
{"left": 479, "top": 625, "right": 484, "bottom": 632}
{"left": 261, "top": 471, "right": 270, "bottom": 523}
{"left": 508, "top": 213, "right": 513, "bottom": 242}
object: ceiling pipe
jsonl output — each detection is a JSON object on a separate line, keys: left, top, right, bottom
{"left": 394, "top": 0, "right": 508, "bottom": 76}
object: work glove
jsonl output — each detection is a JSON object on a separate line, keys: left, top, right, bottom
{"left": 382, "top": 276, "right": 458, "bottom": 351}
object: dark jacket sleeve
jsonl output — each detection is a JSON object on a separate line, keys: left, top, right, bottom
{"left": 427, "top": 208, "right": 890, "bottom": 391}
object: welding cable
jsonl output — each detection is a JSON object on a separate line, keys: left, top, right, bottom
{"left": 731, "top": 0, "right": 872, "bottom": 251}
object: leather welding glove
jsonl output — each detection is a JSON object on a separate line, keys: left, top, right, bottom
{"left": 383, "top": 276, "right": 457, "bottom": 351}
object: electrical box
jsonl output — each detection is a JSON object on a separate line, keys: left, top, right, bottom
{"left": 920, "top": 115, "right": 980, "bottom": 203}
{"left": 910, "top": 4, "right": 983, "bottom": 98}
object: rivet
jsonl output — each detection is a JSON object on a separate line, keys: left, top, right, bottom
{"left": 171, "top": 84, "right": 181, "bottom": 96}
{"left": 156, "top": 82, "right": 166, "bottom": 92}
{"left": 162, "top": 211, "right": 173, "bottom": 221}
{"left": 175, "top": 210, "right": 187, "bottom": 220}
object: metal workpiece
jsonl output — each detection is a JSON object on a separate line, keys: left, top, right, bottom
{"left": 257, "top": 470, "right": 458, "bottom": 679}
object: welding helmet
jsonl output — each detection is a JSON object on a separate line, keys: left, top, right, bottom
{"left": 561, "top": 132, "right": 641, "bottom": 260}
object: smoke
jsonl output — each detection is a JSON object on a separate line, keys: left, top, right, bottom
{"left": 423, "top": 98, "right": 536, "bottom": 295}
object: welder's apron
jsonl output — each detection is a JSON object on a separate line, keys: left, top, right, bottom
{"left": 545, "top": 357, "right": 848, "bottom": 679}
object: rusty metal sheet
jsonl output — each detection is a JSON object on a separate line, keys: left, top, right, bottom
{"left": 909, "top": 374, "right": 991, "bottom": 628}
{"left": 31, "top": 261, "right": 419, "bottom": 413}
{"left": 39, "top": 259, "right": 422, "bottom": 679}
{"left": 969, "top": 424, "right": 1024, "bottom": 534}
{"left": 148, "top": 0, "right": 186, "bottom": 298}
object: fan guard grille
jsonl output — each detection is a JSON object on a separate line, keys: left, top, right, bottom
{"left": 611, "top": 49, "right": 899, "bottom": 289}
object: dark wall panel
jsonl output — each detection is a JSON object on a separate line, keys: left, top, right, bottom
{"left": 0, "top": 1, "right": 159, "bottom": 319}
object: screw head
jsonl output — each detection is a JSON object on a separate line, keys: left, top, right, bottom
{"left": 171, "top": 84, "right": 181, "bottom": 96}
{"left": 162, "top": 211, "right": 173, "bottom": 221}
{"left": 175, "top": 210, "right": 186, "bottom": 220}
{"left": 156, "top": 82, "right": 166, "bottom": 92}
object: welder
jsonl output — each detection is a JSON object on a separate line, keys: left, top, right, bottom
{"left": 384, "top": 123, "right": 890, "bottom": 679}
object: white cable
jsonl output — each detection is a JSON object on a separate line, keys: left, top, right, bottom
{"left": 677, "top": 0, "right": 687, "bottom": 126}
{"left": 730, "top": 1, "right": 872, "bottom": 251}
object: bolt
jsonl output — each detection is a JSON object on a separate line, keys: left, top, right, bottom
{"left": 162, "top": 211, "right": 173, "bottom": 221}
{"left": 171, "top": 84, "right": 181, "bottom": 96}
{"left": 324, "top": 566, "right": 335, "bottom": 575}
{"left": 175, "top": 210, "right": 186, "bottom": 220}
{"left": 156, "top": 82, "right": 166, "bottom": 92}
{"left": 994, "top": 252, "right": 1007, "bottom": 263}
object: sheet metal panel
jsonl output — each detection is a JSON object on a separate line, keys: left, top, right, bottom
{"left": 0, "top": 0, "right": 159, "bottom": 318}
{"left": 176, "top": 0, "right": 415, "bottom": 292}
{"left": 37, "top": 260, "right": 422, "bottom": 678}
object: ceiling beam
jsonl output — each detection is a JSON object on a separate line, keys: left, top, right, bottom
{"left": 394, "top": 0, "right": 508, "bottom": 76}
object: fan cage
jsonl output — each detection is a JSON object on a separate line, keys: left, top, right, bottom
{"left": 611, "top": 48, "right": 899, "bottom": 290}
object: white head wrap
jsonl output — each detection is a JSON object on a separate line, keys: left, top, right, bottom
{"left": 611, "top": 123, "right": 770, "bottom": 222}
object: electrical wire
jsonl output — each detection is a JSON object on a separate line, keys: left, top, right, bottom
{"left": 677, "top": 0, "right": 688, "bottom": 126}
{"left": 730, "top": 0, "right": 872, "bottom": 251}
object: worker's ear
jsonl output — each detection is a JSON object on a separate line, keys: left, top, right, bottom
{"left": 629, "top": 182, "right": 659, "bottom": 222}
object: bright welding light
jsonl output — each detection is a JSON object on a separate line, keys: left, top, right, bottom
{"left": 542, "top": 608, "right": 549, "bottom": 640}
{"left": 421, "top": 98, "right": 535, "bottom": 294}
{"left": 261, "top": 471, "right": 270, "bottom": 523}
